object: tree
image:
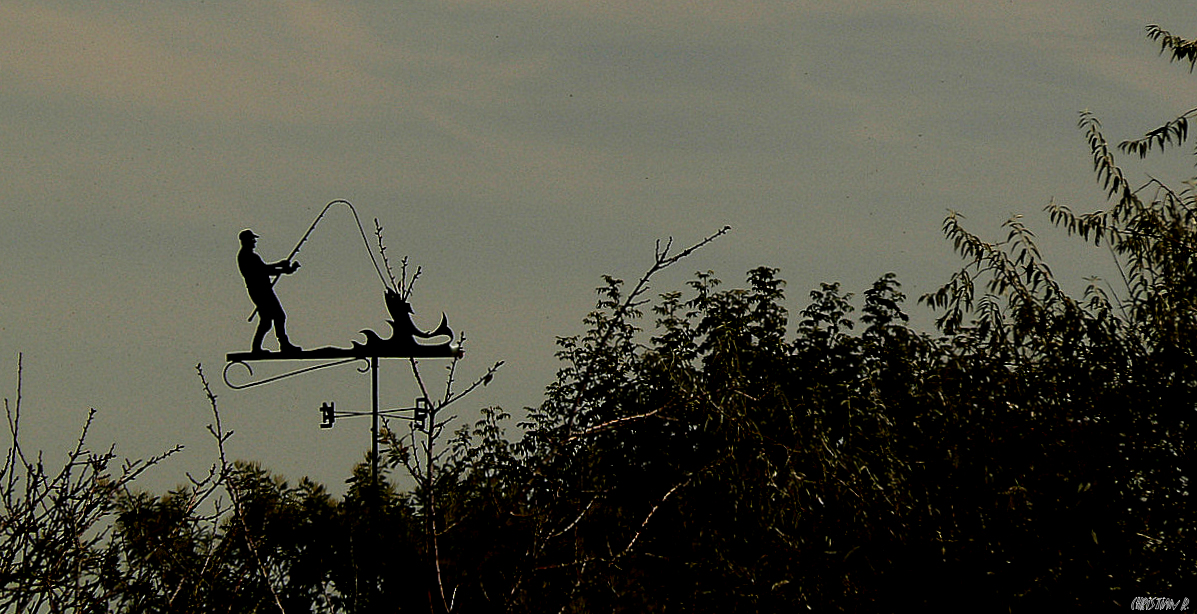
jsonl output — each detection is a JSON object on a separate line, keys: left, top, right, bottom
{"left": 0, "top": 355, "right": 181, "bottom": 613}
{"left": 447, "top": 25, "right": 1196, "bottom": 610}
{"left": 5, "top": 23, "right": 1195, "bottom": 613}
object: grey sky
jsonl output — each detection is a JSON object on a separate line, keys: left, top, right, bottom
{"left": 2, "top": 1, "right": 1194, "bottom": 493}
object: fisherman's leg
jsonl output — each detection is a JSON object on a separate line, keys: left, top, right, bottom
{"left": 252, "top": 316, "right": 271, "bottom": 353}
{"left": 274, "top": 311, "right": 300, "bottom": 352}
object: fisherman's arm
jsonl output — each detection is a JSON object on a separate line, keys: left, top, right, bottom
{"left": 267, "top": 260, "right": 300, "bottom": 274}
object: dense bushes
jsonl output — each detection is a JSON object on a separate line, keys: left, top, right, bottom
{"left": 3, "top": 23, "right": 1195, "bottom": 613}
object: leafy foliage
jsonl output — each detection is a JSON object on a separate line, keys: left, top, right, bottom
{"left": 3, "top": 24, "right": 1196, "bottom": 613}
{"left": 1148, "top": 24, "right": 1197, "bottom": 71}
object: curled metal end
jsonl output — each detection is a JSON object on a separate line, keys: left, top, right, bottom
{"left": 223, "top": 360, "right": 256, "bottom": 390}
{"left": 223, "top": 357, "right": 366, "bottom": 390}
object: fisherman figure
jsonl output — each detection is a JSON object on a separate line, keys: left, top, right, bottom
{"left": 238, "top": 229, "right": 301, "bottom": 354}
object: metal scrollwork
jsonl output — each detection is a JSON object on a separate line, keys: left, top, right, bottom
{"left": 223, "top": 201, "right": 467, "bottom": 486}
{"left": 222, "top": 357, "right": 367, "bottom": 390}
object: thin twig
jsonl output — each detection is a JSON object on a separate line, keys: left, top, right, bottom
{"left": 196, "top": 364, "right": 287, "bottom": 614}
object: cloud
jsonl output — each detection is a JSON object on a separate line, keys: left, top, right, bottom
{"left": 0, "top": 3, "right": 415, "bottom": 125}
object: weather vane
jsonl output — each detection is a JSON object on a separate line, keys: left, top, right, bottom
{"left": 222, "top": 199, "right": 462, "bottom": 481}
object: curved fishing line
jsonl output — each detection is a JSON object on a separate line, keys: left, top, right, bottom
{"left": 295, "top": 199, "right": 391, "bottom": 291}
{"left": 248, "top": 199, "right": 392, "bottom": 321}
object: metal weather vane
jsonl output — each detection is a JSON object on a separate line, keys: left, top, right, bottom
{"left": 222, "top": 199, "right": 463, "bottom": 480}
{"left": 224, "top": 286, "right": 459, "bottom": 365}
{"left": 226, "top": 199, "right": 459, "bottom": 363}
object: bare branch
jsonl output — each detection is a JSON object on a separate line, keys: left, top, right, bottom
{"left": 196, "top": 363, "right": 287, "bottom": 614}
{"left": 565, "top": 407, "right": 665, "bottom": 442}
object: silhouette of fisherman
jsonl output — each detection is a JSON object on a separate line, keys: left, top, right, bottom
{"left": 238, "top": 229, "right": 301, "bottom": 354}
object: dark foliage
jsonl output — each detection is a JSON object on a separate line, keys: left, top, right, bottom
{"left": 3, "top": 24, "right": 1194, "bottom": 613}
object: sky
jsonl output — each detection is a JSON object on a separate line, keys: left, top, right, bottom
{"left": 2, "top": 1, "right": 1195, "bottom": 495}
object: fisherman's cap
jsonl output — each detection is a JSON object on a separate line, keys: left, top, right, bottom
{"left": 239, "top": 229, "right": 259, "bottom": 241}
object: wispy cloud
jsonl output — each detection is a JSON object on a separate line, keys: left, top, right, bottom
{"left": 0, "top": 3, "right": 419, "bottom": 125}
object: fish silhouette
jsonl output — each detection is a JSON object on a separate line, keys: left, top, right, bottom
{"left": 353, "top": 289, "right": 458, "bottom": 357}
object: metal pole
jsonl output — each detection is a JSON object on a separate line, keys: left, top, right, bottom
{"left": 371, "top": 355, "right": 379, "bottom": 489}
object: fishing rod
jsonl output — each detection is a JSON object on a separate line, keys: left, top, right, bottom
{"left": 247, "top": 199, "right": 392, "bottom": 321}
